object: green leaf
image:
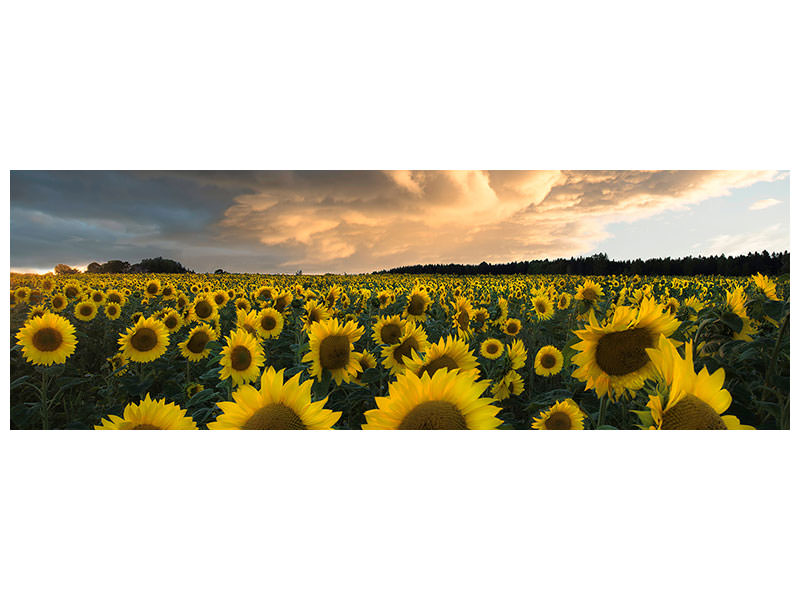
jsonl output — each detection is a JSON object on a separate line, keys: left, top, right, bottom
{"left": 720, "top": 311, "right": 743, "bottom": 333}
{"left": 763, "top": 300, "right": 784, "bottom": 321}
{"left": 10, "top": 375, "right": 29, "bottom": 391}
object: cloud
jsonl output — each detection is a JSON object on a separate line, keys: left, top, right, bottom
{"left": 706, "top": 223, "right": 789, "bottom": 256}
{"left": 10, "top": 170, "right": 786, "bottom": 273}
{"left": 749, "top": 198, "right": 782, "bottom": 210}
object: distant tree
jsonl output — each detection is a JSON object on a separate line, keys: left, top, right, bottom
{"left": 54, "top": 263, "right": 80, "bottom": 275}
{"left": 102, "top": 260, "right": 131, "bottom": 274}
{"left": 132, "top": 257, "right": 188, "bottom": 274}
{"left": 214, "top": 268, "right": 227, "bottom": 274}
{"left": 86, "top": 262, "right": 103, "bottom": 273}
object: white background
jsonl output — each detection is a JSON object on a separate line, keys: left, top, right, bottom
{"left": 1, "top": 1, "right": 797, "bottom": 599}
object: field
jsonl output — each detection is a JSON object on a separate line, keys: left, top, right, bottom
{"left": 9, "top": 272, "right": 790, "bottom": 430}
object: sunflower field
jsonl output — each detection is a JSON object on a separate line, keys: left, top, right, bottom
{"left": 8, "top": 272, "right": 790, "bottom": 430}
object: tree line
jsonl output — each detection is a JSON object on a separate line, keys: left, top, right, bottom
{"left": 375, "top": 250, "right": 790, "bottom": 277}
{"left": 54, "top": 257, "right": 192, "bottom": 275}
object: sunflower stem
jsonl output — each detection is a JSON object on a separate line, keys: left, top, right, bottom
{"left": 597, "top": 395, "right": 609, "bottom": 429}
{"left": 762, "top": 313, "right": 789, "bottom": 429}
{"left": 40, "top": 369, "right": 50, "bottom": 430}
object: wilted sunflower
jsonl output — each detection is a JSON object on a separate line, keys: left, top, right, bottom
{"left": 372, "top": 314, "right": 406, "bottom": 346}
{"left": 104, "top": 302, "right": 122, "bottom": 320}
{"left": 96, "top": 394, "right": 197, "bottom": 430}
{"left": 179, "top": 323, "right": 218, "bottom": 362}
{"left": 190, "top": 294, "right": 219, "bottom": 323}
{"left": 502, "top": 318, "right": 522, "bottom": 337}
{"left": 491, "top": 369, "right": 525, "bottom": 400}
{"left": 161, "top": 309, "right": 183, "bottom": 332}
{"left": 208, "top": 367, "right": 341, "bottom": 430}
{"left": 256, "top": 307, "right": 284, "bottom": 339}
{"left": 531, "top": 295, "right": 554, "bottom": 321}
{"left": 144, "top": 279, "right": 162, "bottom": 298}
{"left": 643, "top": 335, "right": 754, "bottom": 429}
{"left": 74, "top": 300, "right": 98, "bottom": 322}
{"left": 571, "top": 297, "right": 679, "bottom": 399}
{"left": 363, "top": 368, "right": 501, "bottom": 430}
{"left": 381, "top": 321, "right": 430, "bottom": 375}
{"left": 16, "top": 313, "right": 77, "bottom": 365}
{"left": 220, "top": 329, "right": 265, "bottom": 386}
{"left": 534, "top": 345, "right": 564, "bottom": 376}
{"left": 303, "top": 318, "right": 364, "bottom": 384}
{"left": 402, "top": 285, "right": 432, "bottom": 322}
{"left": 532, "top": 399, "right": 585, "bottom": 430}
{"left": 404, "top": 334, "right": 479, "bottom": 379}
{"left": 480, "top": 338, "right": 504, "bottom": 360}
{"left": 118, "top": 316, "right": 170, "bottom": 363}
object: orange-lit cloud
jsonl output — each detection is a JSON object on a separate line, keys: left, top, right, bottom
{"left": 216, "top": 170, "right": 783, "bottom": 272}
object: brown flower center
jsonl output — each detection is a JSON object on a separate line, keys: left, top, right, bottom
{"left": 393, "top": 336, "right": 420, "bottom": 364}
{"left": 131, "top": 328, "right": 158, "bottom": 352}
{"left": 261, "top": 315, "right": 277, "bottom": 331}
{"left": 398, "top": 401, "right": 468, "bottom": 430}
{"left": 230, "top": 345, "right": 252, "bottom": 371}
{"left": 594, "top": 327, "right": 654, "bottom": 376}
{"left": 187, "top": 331, "right": 210, "bottom": 354}
{"left": 485, "top": 342, "right": 499, "bottom": 355}
{"left": 195, "top": 300, "right": 213, "bottom": 319}
{"left": 417, "top": 355, "right": 459, "bottom": 378}
{"left": 661, "top": 396, "right": 727, "bottom": 430}
{"left": 506, "top": 321, "right": 519, "bottom": 334}
{"left": 164, "top": 315, "right": 178, "bottom": 329}
{"left": 457, "top": 309, "right": 470, "bottom": 330}
{"left": 582, "top": 288, "right": 597, "bottom": 302}
{"left": 379, "top": 323, "right": 402, "bottom": 345}
{"left": 319, "top": 334, "right": 350, "bottom": 370}
{"left": 242, "top": 404, "right": 307, "bottom": 430}
{"left": 80, "top": 305, "right": 93, "bottom": 316}
{"left": 274, "top": 296, "right": 288, "bottom": 312}
{"left": 33, "top": 327, "right": 63, "bottom": 352}
{"left": 540, "top": 353, "right": 556, "bottom": 369}
{"left": 52, "top": 297, "right": 64, "bottom": 309}
{"left": 146, "top": 284, "right": 159, "bottom": 295}
{"left": 408, "top": 294, "right": 426, "bottom": 315}
{"left": 107, "top": 292, "right": 121, "bottom": 304}
{"left": 545, "top": 411, "right": 572, "bottom": 430}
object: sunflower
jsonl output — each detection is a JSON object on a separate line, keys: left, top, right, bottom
{"left": 95, "top": 394, "right": 198, "bottom": 430}
{"left": 372, "top": 314, "right": 406, "bottom": 346}
{"left": 144, "top": 279, "right": 162, "bottom": 298}
{"left": 104, "top": 302, "right": 122, "bottom": 320}
{"left": 557, "top": 292, "right": 572, "bottom": 310}
{"left": 89, "top": 289, "right": 106, "bottom": 305}
{"left": 63, "top": 282, "right": 81, "bottom": 299}
{"left": 575, "top": 280, "right": 603, "bottom": 304}
{"left": 353, "top": 351, "right": 378, "bottom": 386}
{"left": 402, "top": 285, "right": 432, "bottom": 322}
{"left": 531, "top": 295, "right": 554, "bottom": 321}
{"left": 254, "top": 285, "right": 275, "bottom": 304}
{"left": 189, "top": 294, "right": 219, "bottom": 323}
{"left": 246, "top": 308, "right": 280, "bottom": 340}
{"left": 179, "top": 323, "right": 218, "bottom": 362}
{"left": 234, "top": 297, "right": 252, "bottom": 312}
{"left": 208, "top": 367, "right": 341, "bottom": 430}
{"left": 724, "top": 287, "right": 757, "bottom": 342}
{"left": 41, "top": 278, "right": 55, "bottom": 292}
{"left": 161, "top": 309, "right": 183, "bottom": 332}
{"left": 236, "top": 309, "right": 261, "bottom": 337}
{"left": 404, "top": 334, "right": 479, "bottom": 379}
{"left": 663, "top": 297, "right": 680, "bottom": 316}
{"left": 211, "top": 289, "right": 229, "bottom": 308}
{"left": 502, "top": 318, "right": 522, "bottom": 337}
{"left": 644, "top": 335, "right": 754, "bottom": 429}
{"left": 14, "top": 287, "right": 31, "bottom": 303}
{"left": 16, "top": 313, "right": 77, "bottom": 365}
{"left": 532, "top": 399, "right": 585, "bottom": 430}
{"left": 363, "top": 368, "right": 501, "bottom": 430}
{"left": 186, "top": 382, "right": 204, "bottom": 398}
{"left": 480, "top": 338, "right": 504, "bottom": 360}
{"left": 752, "top": 273, "right": 779, "bottom": 301}
{"left": 491, "top": 369, "right": 524, "bottom": 400}
{"left": 107, "top": 352, "right": 128, "bottom": 375}
{"left": 571, "top": 297, "right": 679, "bottom": 399}
{"left": 534, "top": 345, "right": 564, "bottom": 376}
{"left": 507, "top": 339, "right": 527, "bottom": 370}
{"left": 303, "top": 318, "right": 364, "bottom": 384}
{"left": 273, "top": 291, "right": 293, "bottom": 313}
{"left": 73, "top": 300, "right": 97, "bottom": 322}
{"left": 219, "top": 329, "right": 265, "bottom": 387}
{"left": 473, "top": 307, "right": 491, "bottom": 332}
{"left": 161, "top": 284, "right": 176, "bottom": 301}
{"left": 302, "top": 300, "right": 331, "bottom": 331}
{"left": 451, "top": 296, "right": 473, "bottom": 338}
{"left": 381, "top": 321, "right": 430, "bottom": 375}
{"left": 118, "top": 316, "right": 170, "bottom": 363}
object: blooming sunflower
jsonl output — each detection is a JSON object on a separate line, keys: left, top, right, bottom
{"left": 95, "top": 394, "right": 197, "bottom": 430}
{"left": 480, "top": 338, "right": 504, "bottom": 360}
{"left": 534, "top": 345, "right": 564, "bottom": 376}
{"left": 219, "top": 329, "right": 265, "bottom": 387}
{"left": 381, "top": 321, "right": 430, "bottom": 375}
{"left": 236, "top": 308, "right": 261, "bottom": 337}
{"left": 74, "top": 300, "right": 98, "bottom": 322}
{"left": 531, "top": 295, "right": 554, "bottom": 321}
{"left": 571, "top": 297, "right": 679, "bottom": 399}
{"left": 363, "top": 368, "right": 501, "bottom": 430}
{"left": 256, "top": 307, "right": 284, "bottom": 339}
{"left": 491, "top": 369, "right": 525, "bottom": 400}
{"left": 273, "top": 291, "right": 293, "bottom": 313}
{"left": 118, "top": 316, "right": 170, "bottom": 363}
{"left": 473, "top": 307, "right": 491, "bottom": 332}
{"left": 643, "top": 335, "right": 754, "bottom": 429}
{"left": 575, "top": 279, "right": 603, "bottom": 304}
{"left": 16, "top": 312, "right": 77, "bottom": 365}
{"left": 211, "top": 289, "right": 229, "bottom": 308}
{"left": 502, "top": 318, "right": 522, "bottom": 337}
{"left": 144, "top": 279, "right": 162, "bottom": 298}
{"left": 161, "top": 309, "right": 183, "bottom": 332}
{"left": 451, "top": 296, "right": 473, "bottom": 338}
{"left": 557, "top": 292, "right": 572, "bottom": 310}
{"left": 507, "top": 339, "right": 527, "bottom": 370}
{"left": 403, "top": 334, "right": 479, "bottom": 379}
{"left": 104, "top": 302, "right": 122, "bottom": 320}
{"left": 724, "top": 287, "right": 757, "bottom": 342}
{"left": 402, "top": 285, "right": 431, "bottom": 322}
{"left": 107, "top": 352, "right": 128, "bottom": 375}
{"left": 189, "top": 294, "right": 218, "bottom": 323}
{"left": 234, "top": 297, "right": 252, "bottom": 313}
{"left": 752, "top": 273, "right": 779, "bottom": 301}
{"left": 353, "top": 351, "right": 378, "bottom": 386}
{"left": 179, "top": 323, "right": 218, "bottom": 362}
{"left": 372, "top": 314, "right": 406, "bottom": 346}
{"left": 302, "top": 300, "right": 331, "bottom": 331}
{"left": 208, "top": 367, "right": 341, "bottom": 430}
{"left": 303, "top": 318, "right": 364, "bottom": 384}
{"left": 532, "top": 399, "right": 585, "bottom": 430}
{"left": 49, "top": 293, "right": 68, "bottom": 312}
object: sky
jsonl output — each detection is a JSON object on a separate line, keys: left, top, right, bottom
{"left": 9, "top": 170, "right": 790, "bottom": 274}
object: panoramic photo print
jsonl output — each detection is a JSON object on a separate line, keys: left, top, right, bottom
{"left": 9, "top": 170, "right": 790, "bottom": 430}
